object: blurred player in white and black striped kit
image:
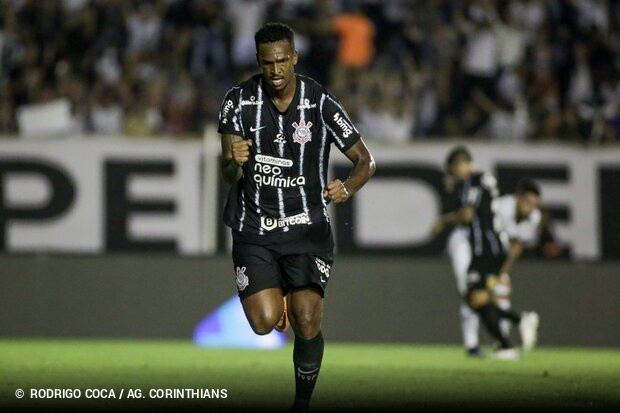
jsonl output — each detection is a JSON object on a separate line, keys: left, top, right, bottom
{"left": 432, "top": 146, "right": 540, "bottom": 360}
{"left": 218, "top": 23, "right": 375, "bottom": 411}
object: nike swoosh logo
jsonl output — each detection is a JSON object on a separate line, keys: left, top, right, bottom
{"left": 250, "top": 126, "right": 266, "bottom": 132}
{"left": 297, "top": 368, "right": 319, "bottom": 374}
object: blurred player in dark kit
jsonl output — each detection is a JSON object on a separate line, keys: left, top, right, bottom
{"left": 432, "top": 146, "right": 539, "bottom": 360}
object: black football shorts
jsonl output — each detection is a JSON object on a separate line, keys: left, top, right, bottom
{"left": 466, "top": 254, "right": 505, "bottom": 293}
{"left": 231, "top": 221, "right": 334, "bottom": 300}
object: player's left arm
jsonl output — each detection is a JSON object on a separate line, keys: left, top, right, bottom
{"left": 499, "top": 240, "right": 524, "bottom": 276}
{"left": 499, "top": 206, "right": 542, "bottom": 276}
{"left": 324, "top": 138, "right": 376, "bottom": 204}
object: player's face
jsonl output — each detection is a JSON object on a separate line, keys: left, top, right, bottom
{"left": 517, "top": 192, "right": 540, "bottom": 218}
{"left": 449, "top": 159, "right": 474, "bottom": 181}
{"left": 257, "top": 40, "right": 298, "bottom": 93}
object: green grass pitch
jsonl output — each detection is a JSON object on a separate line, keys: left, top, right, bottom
{"left": 1, "top": 340, "right": 619, "bottom": 411}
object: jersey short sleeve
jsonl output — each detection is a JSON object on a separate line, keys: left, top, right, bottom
{"left": 480, "top": 173, "right": 499, "bottom": 198}
{"left": 320, "top": 91, "right": 361, "bottom": 153}
{"left": 218, "top": 87, "right": 244, "bottom": 137}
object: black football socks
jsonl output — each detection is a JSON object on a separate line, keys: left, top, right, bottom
{"left": 476, "top": 304, "right": 513, "bottom": 349}
{"left": 292, "top": 331, "right": 324, "bottom": 409}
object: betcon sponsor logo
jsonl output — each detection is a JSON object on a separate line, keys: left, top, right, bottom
{"left": 260, "top": 216, "right": 278, "bottom": 231}
{"left": 278, "top": 212, "right": 310, "bottom": 227}
{"left": 260, "top": 212, "right": 310, "bottom": 231}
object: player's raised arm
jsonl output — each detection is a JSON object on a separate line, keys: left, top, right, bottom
{"left": 324, "top": 138, "right": 375, "bottom": 204}
{"left": 220, "top": 134, "right": 251, "bottom": 183}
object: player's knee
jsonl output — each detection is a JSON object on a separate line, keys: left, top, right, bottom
{"left": 290, "top": 307, "right": 320, "bottom": 337}
{"left": 291, "top": 307, "right": 318, "bottom": 327}
{"left": 249, "top": 319, "right": 274, "bottom": 335}
{"left": 248, "top": 310, "right": 280, "bottom": 335}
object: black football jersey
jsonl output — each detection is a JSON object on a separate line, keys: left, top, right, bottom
{"left": 454, "top": 172, "right": 509, "bottom": 266}
{"left": 218, "top": 74, "right": 360, "bottom": 240}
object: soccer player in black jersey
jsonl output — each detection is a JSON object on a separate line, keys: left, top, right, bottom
{"left": 218, "top": 23, "right": 375, "bottom": 411}
{"left": 433, "top": 146, "right": 538, "bottom": 360}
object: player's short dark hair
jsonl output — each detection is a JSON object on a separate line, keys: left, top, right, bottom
{"left": 445, "top": 145, "right": 472, "bottom": 170}
{"left": 255, "top": 22, "right": 295, "bottom": 49}
{"left": 516, "top": 178, "right": 541, "bottom": 197}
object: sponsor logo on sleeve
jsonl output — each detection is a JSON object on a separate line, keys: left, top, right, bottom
{"left": 221, "top": 99, "right": 234, "bottom": 123}
{"left": 332, "top": 113, "right": 353, "bottom": 138}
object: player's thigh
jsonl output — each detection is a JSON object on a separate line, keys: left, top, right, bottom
{"left": 277, "top": 221, "right": 335, "bottom": 296}
{"left": 278, "top": 252, "right": 333, "bottom": 298}
{"left": 232, "top": 240, "right": 283, "bottom": 301}
{"left": 465, "top": 270, "right": 493, "bottom": 308}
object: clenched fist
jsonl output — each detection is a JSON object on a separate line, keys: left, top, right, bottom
{"left": 323, "top": 179, "right": 351, "bottom": 204}
{"left": 232, "top": 139, "right": 252, "bottom": 166}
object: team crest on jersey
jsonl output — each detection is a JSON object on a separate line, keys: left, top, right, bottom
{"left": 235, "top": 266, "right": 249, "bottom": 291}
{"left": 292, "top": 120, "right": 313, "bottom": 145}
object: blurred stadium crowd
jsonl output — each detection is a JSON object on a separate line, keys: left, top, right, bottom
{"left": 0, "top": 0, "right": 618, "bottom": 143}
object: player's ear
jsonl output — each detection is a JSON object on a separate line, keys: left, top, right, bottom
{"left": 293, "top": 49, "right": 298, "bottom": 66}
{"left": 256, "top": 53, "right": 260, "bottom": 67}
